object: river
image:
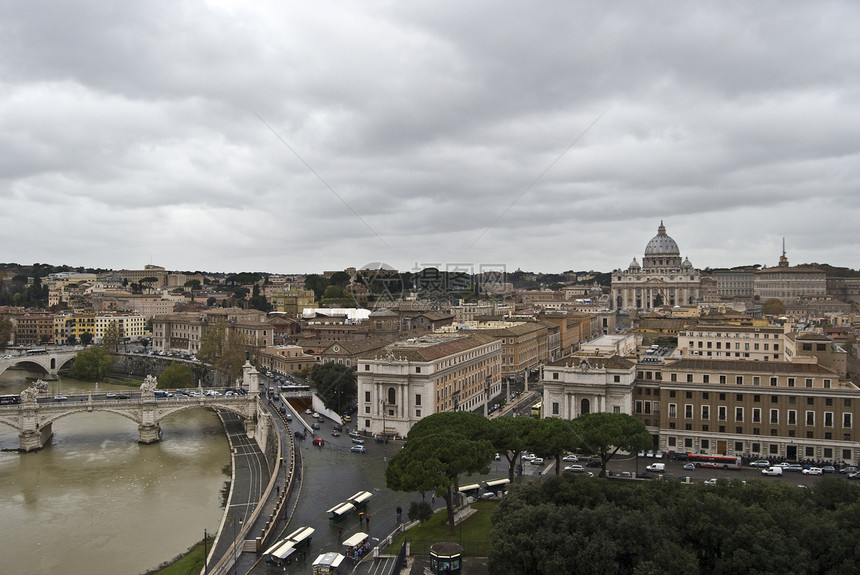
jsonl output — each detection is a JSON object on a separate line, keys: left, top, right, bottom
{"left": 0, "top": 368, "right": 231, "bottom": 575}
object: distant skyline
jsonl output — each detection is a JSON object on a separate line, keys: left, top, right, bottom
{"left": 2, "top": 2, "right": 859, "bottom": 275}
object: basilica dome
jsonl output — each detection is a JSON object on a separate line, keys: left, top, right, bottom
{"left": 644, "top": 221, "right": 680, "bottom": 256}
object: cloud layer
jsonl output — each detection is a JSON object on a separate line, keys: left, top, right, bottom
{"left": 2, "top": 1, "right": 858, "bottom": 274}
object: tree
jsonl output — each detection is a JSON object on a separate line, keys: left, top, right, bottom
{"left": 0, "top": 316, "right": 11, "bottom": 350}
{"left": 197, "top": 320, "right": 248, "bottom": 383}
{"left": 80, "top": 332, "right": 94, "bottom": 346}
{"left": 102, "top": 322, "right": 120, "bottom": 352}
{"left": 386, "top": 411, "right": 494, "bottom": 534}
{"left": 308, "top": 362, "right": 356, "bottom": 414}
{"left": 139, "top": 277, "right": 158, "bottom": 294}
{"left": 572, "top": 412, "right": 653, "bottom": 478}
{"left": 763, "top": 298, "right": 786, "bottom": 316}
{"left": 69, "top": 345, "right": 114, "bottom": 381}
{"left": 407, "top": 501, "right": 433, "bottom": 524}
{"left": 158, "top": 362, "right": 194, "bottom": 388}
{"left": 489, "top": 416, "right": 535, "bottom": 482}
{"left": 304, "top": 274, "right": 328, "bottom": 300}
{"left": 66, "top": 334, "right": 77, "bottom": 346}
{"left": 529, "top": 417, "right": 579, "bottom": 475}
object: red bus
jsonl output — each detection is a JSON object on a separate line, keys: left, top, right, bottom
{"left": 687, "top": 453, "right": 742, "bottom": 470}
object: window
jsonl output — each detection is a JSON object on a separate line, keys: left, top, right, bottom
{"left": 416, "top": 409, "right": 421, "bottom": 417}
{"left": 736, "top": 376, "right": 744, "bottom": 385}
{"left": 824, "top": 379, "right": 831, "bottom": 389}
{"left": 703, "top": 375, "right": 710, "bottom": 383}
{"left": 770, "top": 377, "right": 778, "bottom": 387}
{"left": 701, "top": 439, "right": 710, "bottom": 450}
{"left": 552, "top": 402, "right": 559, "bottom": 415}
{"left": 718, "top": 406, "right": 727, "bottom": 421}
{"left": 670, "top": 373, "right": 677, "bottom": 382}
{"left": 635, "top": 400, "right": 643, "bottom": 414}
{"left": 844, "top": 413, "right": 853, "bottom": 428}
{"left": 770, "top": 409, "right": 779, "bottom": 424}
{"left": 805, "top": 378, "right": 813, "bottom": 388}
{"left": 552, "top": 372, "right": 559, "bottom": 380}
{"left": 364, "top": 364, "right": 370, "bottom": 371}
{"left": 614, "top": 375, "right": 620, "bottom": 383}
{"left": 735, "top": 441, "right": 744, "bottom": 451}
{"left": 364, "top": 391, "right": 371, "bottom": 402}
{"left": 686, "top": 391, "right": 693, "bottom": 399}
{"left": 807, "top": 397, "right": 815, "bottom": 406}
{"left": 684, "top": 438, "right": 693, "bottom": 448}
{"left": 685, "top": 404, "right": 693, "bottom": 419}
{"left": 686, "top": 374, "right": 693, "bottom": 383}
{"left": 703, "top": 392, "right": 709, "bottom": 400}
{"left": 720, "top": 375, "right": 727, "bottom": 384}
{"left": 825, "top": 412, "right": 833, "bottom": 427}
{"left": 788, "top": 378, "right": 795, "bottom": 387}
{"left": 769, "top": 444, "right": 778, "bottom": 454}
{"left": 415, "top": 394, "right": 421, "bottom": 406}
{"left": 788, "top": 410, "right": 797, "bottom": 425}
{"left": 669, "top": 403, "right": 677, "bottom": 418}
{"left": 735, "top": 407, "right": 744, "bottom": 422}
{"left": 415, "top": 367, "right": 421, "bottom": 373}
{"left": 806, "top": 411, "right": 815, "bottom": 426}
{"left": 668, "top": 437, "right": 677, "bottom": 447}
{"left": 753, "top": 376, "right": 760, "bottom": 386}
{"left": 753, "top": 408, "right": 761, "bottom": 423}
{"left": 701, "top": 405, "right": 710, "bottom": 420}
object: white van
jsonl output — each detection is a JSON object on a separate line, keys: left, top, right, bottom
{"left": 761, "top": 466, "right": 783, "bottom": 476}
{"left": 646, "top": 463, "right": 665, "bottom": 472}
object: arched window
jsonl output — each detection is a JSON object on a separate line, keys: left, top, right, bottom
{"left": 388, "top": 387, "right": 396, "bottom": 405}
{"left": 581, "top": 398, "right": 590, "bottom": 415}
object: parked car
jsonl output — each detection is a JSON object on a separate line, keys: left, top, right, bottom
{"left": 530, "top": 457, "right": 545, "bottom": 466}
{"left": 521, "top": 453, "right": 536, "bottom": 461}
{"left": 350, "top": 445, "right": 366, "bottom": 453}
{"left": 847, "top": 472, "right": 860, "bottom": 480}
{"left": 822, "top": 465, "right": 837, "bottom": 474}
{"left": 750, "top": 459, "right": 771, "bottom": 468}
{"left": 704, "top": 478, "right": 718, "bottom": 486}
{"left": 655, "top": 450, "right": 664, "bottom": 459}
{"left": 840, "top": 466, "right": 857, "bottom": 475}
{"left": 586, "top": 460, "right": 602, "bottom": 468}
{"left": 562, "top": 455, "right": 579, "bottom": 462}
{"left": 784, "top": 464, "right": 804, "bottom": 472}
{"left": 330, "top": 429, "right": 340, "bottom": 437}
{"left": 352, "top": 438, "right": 365, "bottom": 445}
{"left": 646, "top": 450, "right": 655, "bottom": 458}
{"left": 564, "top": 464, "right": 585, "bottom": 473}
{"left": 802, "top": 467, "right": 823, "bottom": 475}
{"left": 683, "top": 462, "right": 696, "bottom": 471}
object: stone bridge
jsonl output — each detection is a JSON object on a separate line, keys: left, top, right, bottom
{"left": 0, "top": 348, "right": 79, "bottom": 379}
{"left": 0, "top": 363, "right": 271, "bottom": 453}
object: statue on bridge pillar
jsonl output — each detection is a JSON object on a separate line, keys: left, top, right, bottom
{"left": 19, "top": 379, "right": 48, "bottom": 404}
{"left": 140, "top": 375, "right": 158, "bottom": 395}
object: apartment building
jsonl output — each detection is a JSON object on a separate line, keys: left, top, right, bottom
{"left": 676, "top": 325, "right": 785, "bottom": 361}
{"left": 151, "top": 308, "right": 274, "bottom": 354}
{"left": 13, "top": 312, "right": 55, "bottom": 346}
{"left": 636, "top": 358, "right": 859, "bottom": 464}
{"left": 356, "top": 333, "right": 502, "bottom": 438}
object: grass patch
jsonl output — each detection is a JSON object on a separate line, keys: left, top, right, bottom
{"left": 387, "top": 500, "right": 498, "bottom": 557}
{"left": 143, "top": 537, "right": 214, "bottom": 575}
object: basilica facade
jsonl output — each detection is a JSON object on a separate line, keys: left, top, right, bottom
{"left": 611, "top": 221, "right": 702, "bottom": 311}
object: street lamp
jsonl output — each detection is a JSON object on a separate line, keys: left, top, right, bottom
{"left": 484, "top": 376, "right": 492, "bottom": 418}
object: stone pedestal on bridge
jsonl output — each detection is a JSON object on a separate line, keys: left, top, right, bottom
{"left": 19, "top": 423, "right": 53, "bottom": 452}
{"left": 138, "top": 423, "right": 162, "bottom": 444}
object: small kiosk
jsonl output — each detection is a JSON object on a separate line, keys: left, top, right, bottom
{"left": 347, "top": 490, "right": 373, "bottom": 511}
{"left": 312, "top": 552, "right": 346, "bottom": 574}
{"left": 483, "top": 478, "right": 510, "bottom": 497}
{"left": 327, "top": 501, "right": 356, "bottom": 522}
{"left": 429, "top": 542, "right": 462, "bottom": 575}
{"left": 341, "top": 531, "right": 372, "bottom": 560}
{"left": 457, "top": 483, "right": 481, "bottom": 503}
{"left": 265, "top": 526, "right": 315, "bottom": 565}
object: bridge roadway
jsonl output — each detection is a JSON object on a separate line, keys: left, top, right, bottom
{"left": 0, "top": 388, "right": 257, "bottom": 451}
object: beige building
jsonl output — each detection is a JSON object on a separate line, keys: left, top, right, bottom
{"left": 356, "top": 333, "right": 502, "bottom": 438}
{"left": 754, "top": 250, "right": 826, "bottom": 305}
{"left": 270, "top": 288, "right": 316, "bottom": 317}
{"left": 676, "top": 325, "right": 785, "bottom": 361}
{"left": 542, "top": 355, "right": 637, "bottom": 419}
{"left": 151, "top": 309, "right": 274, "bottom": 354}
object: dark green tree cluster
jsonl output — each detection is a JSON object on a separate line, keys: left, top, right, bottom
{"left": 158, "top": 362, "right": 194, "bottom": 388}
{"left": 489, "top": 475, "right": 860, "bottom": 575}
{"left": 69, "top": 345, "right": 114, "bottom": 381}
{"left": 307, "top": 362, "right": 355, "bottom": 414}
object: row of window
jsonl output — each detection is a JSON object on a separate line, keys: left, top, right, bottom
{"left": 654, "top": 373, "right": 832, "bottom": 388}
{"left": 666, "top": 437, "right": 853, "bottom": 461}
{"left": 690, "top": 340, "right": 779, "bottom": 351}
{"left": 665, "top": 403, "right": 853, "bottom": 428}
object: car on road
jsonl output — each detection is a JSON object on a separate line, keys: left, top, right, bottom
{"left": 783, "top": 464, "right": 804, "bottom": 472}
{"left": 840, "top": 466, "right": 857, "bottom": 475}
{"left": 822, "top": 466, "right": 836, "bottom": 474}
{"left": 562, "top": 455, "right": 579, "bottom": 462}
{"left": 704, "top": 478, "right": 718, "bottom": 486}
{"left": 105, "top": 393, "right": 117, "bottom": 399}
{"left": 762, "top": 466, "right": 783, "bottom": 476}
{"left": 53, "top": 395, "right": 68, "bottom": 401}
{"left": 521, "top": 453, "right": 536, "bottom": 461}
{"left": 750, "top": 459, "right": 771, "bottom": 468}
{"left": 683, "top": 462, "right": 696, "bottom": 471}
{"left": 564, "top": 464, "right": 585, "bottom": 473}
{"left": 802, "top": 467, "right": 823, "bottom": 475}
{"left": 330, "top": 429, "right": 340, "bottom": 437}
{"left": 350, "top": 445, "right": 366, "bottom": 453}
{"left": 115, "top": 393, "right": 130, "bottom": 399}
{"left": 312, "top": 437, "right": 325, "bottom": 447}
{"left": 847, "top": 472, "right": 860, "bottom": 480}
{"left": 351, "top": 438, "right": 365, "bottom": 445}
{"left": 530, "top": 457, "right": 545, "bottom": 466}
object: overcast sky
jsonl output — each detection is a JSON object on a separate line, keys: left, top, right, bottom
{"left": 2, "top": 1, "right": 858, "bottom": 276}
